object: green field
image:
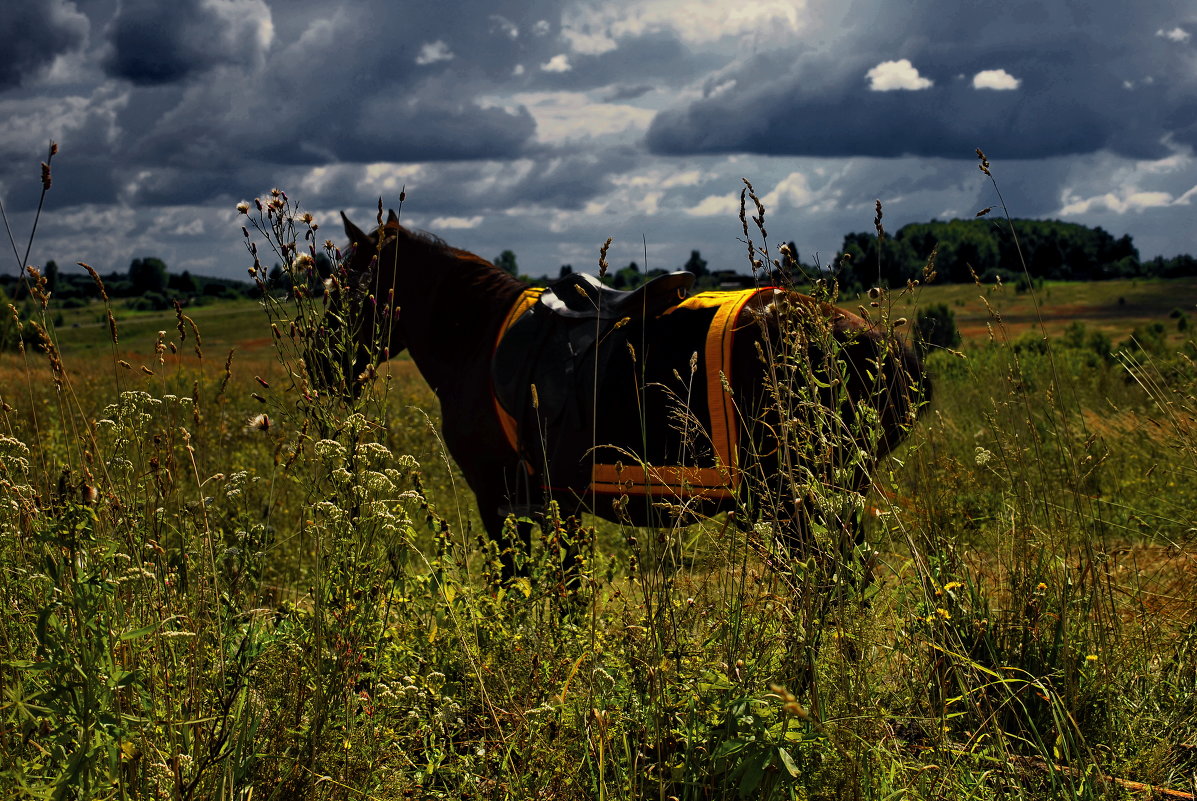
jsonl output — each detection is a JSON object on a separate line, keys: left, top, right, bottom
{"left": 1, "top": 267, "right": 1196, "bottom": 800}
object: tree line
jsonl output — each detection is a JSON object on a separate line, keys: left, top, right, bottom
{"left": 5, "top": 217, "right": 1195, "bottom": 315}
{"left": 835, "top": 218, "right": 1196, "bottom": 292}
{"left": 0, "top": 257, "right": 258, "bottom": 312}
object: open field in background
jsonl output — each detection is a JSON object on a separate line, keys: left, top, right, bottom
{"left": 2, "top": 263, "right": 1196, "bottom": 800}
{"left": 33, "top": 272, "right": 1197, "bottom": 359}
{"left": 849, "top": 276, "right": 1197, "bottom": 343}
{"left": 48, "top": 298, "right": 265, "bottom": 357}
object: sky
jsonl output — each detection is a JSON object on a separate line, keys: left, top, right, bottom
{"left": 2, "top": 0, "right": 1197, "bottom": 281}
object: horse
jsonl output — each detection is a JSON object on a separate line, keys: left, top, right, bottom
{"left": 319, "top": 211, "right": 927, "bottom": 581}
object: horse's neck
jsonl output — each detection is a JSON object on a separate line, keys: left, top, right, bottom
{"left": 393, "top": 246, "right": 525, "bottom": 392}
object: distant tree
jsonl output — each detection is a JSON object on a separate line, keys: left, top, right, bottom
{"left": 683, "top": 250, "right": 709, "bottom": 278}
{"left": 558, "top": 264, "right": 573, "bottom": 278}
{"left": 128, "top": 257, "right": 169, "bottom": 295}
{"left": 914, "top": 303, "right": 962, "bottom": 356}
{"left": 314, "top": 252, "right": 334, "bottom": 282}
{"left": 836, "top": 218, "right": 1153, "bottom": 285}
{"left": 494, "top": 250, "right": 519, "bottom": 276}
{"left": 127, "top": 292, "right": 171, "bottom": 311}
{"left": 169, "top": 269, "right": 198, "bottom": 294}
{"left": 268, "top": 264, "right": 292, "bottom": 293}
{"left": 614, "top": 261, "right": 641, "bottom": 289}
{"left": 0, "top": 285, "right": 18, "bottom": 351}
{"left": 44, "top": 260, "right": 58, "bottom": 293}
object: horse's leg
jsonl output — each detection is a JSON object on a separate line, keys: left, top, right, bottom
{"left": 474, "top": 493, "right": 533, "bottom": 585}
{"left": 477, "top": 462, "right": 541, "bottom": 586}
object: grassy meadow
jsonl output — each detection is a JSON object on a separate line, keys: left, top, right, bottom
{"left": 2, "top": 192, "right": 1196, "bottom": 801}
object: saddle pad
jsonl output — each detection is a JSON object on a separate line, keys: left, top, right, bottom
{"left": 492, "top": 286, "right": 766, "bottom": 500}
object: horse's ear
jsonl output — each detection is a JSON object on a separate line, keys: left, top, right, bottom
{"left": 341, "top": 212, "right": 370, "bottom": 248}
{"left": 386, "top": 208, "right": 399, "bottom": 226}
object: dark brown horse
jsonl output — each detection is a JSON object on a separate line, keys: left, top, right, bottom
{"left": 325, "top": 212, "right": 926, "bottom": 576}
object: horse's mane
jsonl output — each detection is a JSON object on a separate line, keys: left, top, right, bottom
{"left": 393, "top": 225, "right": 527, "bottom": 294}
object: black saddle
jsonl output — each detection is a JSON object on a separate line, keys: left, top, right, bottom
{"left": 493, "top": 271, "right": 696, "bottom": 479}
{"left": 541, "top": 272, "right": 695, "bottom": 321}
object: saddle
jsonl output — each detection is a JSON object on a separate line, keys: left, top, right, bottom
{"left": 540, "top": 271, "right": 695, "bottom": 321}
{"left": 492, "top": 271, "right": 694, "bottom": 482}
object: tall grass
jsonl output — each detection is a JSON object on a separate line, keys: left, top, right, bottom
{"left": 1, "top": 153, "right": 1196, "bottom": 800}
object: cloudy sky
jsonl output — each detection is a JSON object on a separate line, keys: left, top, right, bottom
{"left": 3, "top": 0, "right": 1197, "bottom": 281}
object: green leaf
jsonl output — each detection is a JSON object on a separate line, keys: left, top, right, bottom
{"left": 737, "top": 751, "right": 768, "bottom": 797}
{"left": 120, "top": 618, "right": 169, "bottom": 641}
{"left": 112, "top": 669, "right": 139, "bottom": 689}
{"left": 778, "top": 746, "right": 800, "bottom": 778}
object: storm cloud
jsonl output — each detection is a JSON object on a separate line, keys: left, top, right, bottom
{"left": 1, "top": 0, "right": 89, "bottom": 90}
{"left": 1, "top": 0, "right": 1196, "bottom": 281}
{"left": 647, "top": 1, "right": 1197, "bottom": 161}
{"left": 102, "top": 0, "right": 272, "bottom": 85}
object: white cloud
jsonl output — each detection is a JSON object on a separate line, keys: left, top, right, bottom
{"left": 705, "top": 78, "right": 737, "bottom": 99}
{"left": 865, "top": 59, "right": 933, "bottom": 91}
{"left": 762, "top": 171, "right": 814, "bottom": 209}
{"left": 430, "top": 215, "right": 483, "bottom": 229}
{"left": 562, "top": 0, "right": 808, "bottom": 50}
{"left": 1135, "top": 145, "right": 1194, "bottom": 174}
{"left": 972, "top": 68, "right": 1020, "bottom": 90}
{"left": 686, "top": 193, "right": 740, "bottom": 217}
{"left": 541, "top": 54, "right": 572, "bottom": 73}
{"left": 1157, "top": 26, "right": 1191, "bottom": 43}
{"left": 614, "top": 168, "right": 702, "bottom": 189}
{"left": 361, "top": 162, "right": 426, "bottom": 194}
{"left": 415, "top": 40, "right": 454, "bottom": 65}
{"left": 154, "top": 208, "right": 207, "bottom": 237}
{"left": 1059, "top": 188, "right": 1193, "bottom": 215}
{"left": 562, "top": 27, "right": 618, "bottom": 56}
{"left": 489, "top": 15, "right": 519, "bottom": 39}
{"left": 511, "top": 91, "right": 654, "bottom": 144}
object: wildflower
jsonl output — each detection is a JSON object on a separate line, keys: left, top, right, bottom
{"left": 236, "top": 201, "right": 250, "bottom": 214}
{"left": 314, "top": 439, "right": 347, "bottom": 460}
{"left": 246, "top": 413, "right": 271, "bottom": 432}
{"left": 935, "top": 607, "right": 950, "bottom": 620}
{"left": 359, "top": 442, "right": 393, "bottom": 462}
{"left": 1086, "top": 654, "right": 1098, "bottom": 662}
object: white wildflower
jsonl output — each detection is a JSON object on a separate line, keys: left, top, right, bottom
{"left": 314, "top": 439, "right": 346, "bottom": 460}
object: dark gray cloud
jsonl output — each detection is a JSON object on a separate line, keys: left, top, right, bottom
{"left": 0, "top": 0, "right": 89, "bottom": 90}
{"left": 104, "top": 0, "right": 564, "bottom": 174}
{"left": 648, "top": 0, "right": 1197, "bottom": 160}
{"left": 3, "top": 0, "right": 1196, "bottom": 281}
{"left": 101, "top": 0, "right": 270, "bottom": 85}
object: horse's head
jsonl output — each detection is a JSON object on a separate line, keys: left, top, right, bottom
{"left": 307, "top": 210, "right": 405, "bottom": 398}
